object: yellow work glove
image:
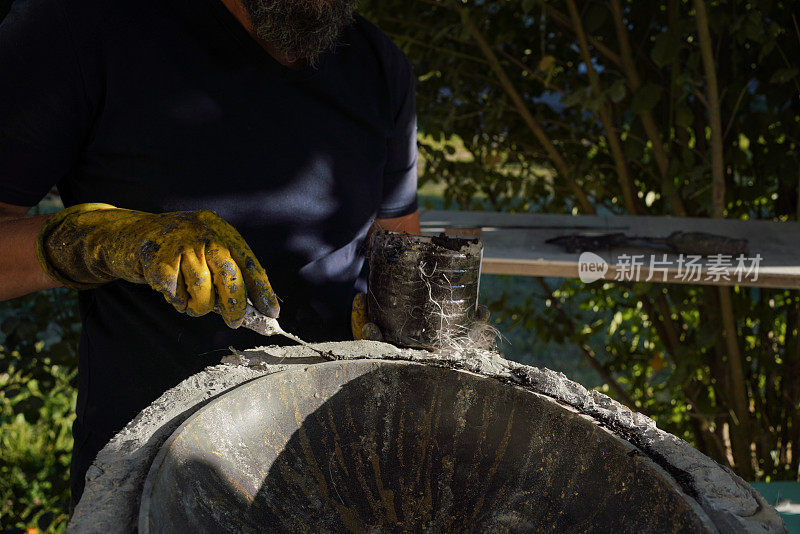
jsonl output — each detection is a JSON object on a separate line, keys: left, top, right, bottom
{"left": 350, "top": 293, "right": 383, "bottom": 341}
{"left": 35, "top": 203, "right": 279, "bottom": 328}
{"left": 350, "top": 292, "right": 491, "bottom": 343}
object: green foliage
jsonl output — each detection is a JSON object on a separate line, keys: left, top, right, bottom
{"left": 479, "top": 274, "right": 605, "bottom": 387}
{"left": 362, "top": 0, "right": 800, "bottom": 480}
{"left": 3, "top": 8, "right": 799, "bottom": 529}
{"left": 1, "top": 288, "right": 80, "bottom": 533}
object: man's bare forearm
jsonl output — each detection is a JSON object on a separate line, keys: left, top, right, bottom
{"left": 0, "top": 207, "right": 422, "bottom": 301}
{"left": 373, "top": 210, "right": 421, "bottom": 235}
{"left": 0, "top": 214, "right": 61, "bottom": 300}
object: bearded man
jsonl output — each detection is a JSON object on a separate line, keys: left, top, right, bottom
{"left": 0, "top": 0, "right": 420, "bottom": 506}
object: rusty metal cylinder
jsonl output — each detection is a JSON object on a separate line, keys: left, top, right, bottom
{"left": 367, "top": 231, "right": 483, "bottom": 349}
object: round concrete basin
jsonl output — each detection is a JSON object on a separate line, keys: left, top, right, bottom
{"left": 139, "top": 360, "right": 713, "bottom": 532}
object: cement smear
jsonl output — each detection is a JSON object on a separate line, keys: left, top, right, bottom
{"left": 67, "top": 341, "right": 785, "bottom": 533}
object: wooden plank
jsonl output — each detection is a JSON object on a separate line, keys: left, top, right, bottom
{"left": 419, "top": 210, "right": 800, "bottom": 289}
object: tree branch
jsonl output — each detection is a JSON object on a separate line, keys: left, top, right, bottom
{"left": 388, "top": 33, "right": 489, "bottom": 65}
{"left": 696, "top": 0, "right": 751, "bottom": 478}
{"left": 723, "top": 80, "right": 753, "bottom": 141}
{"left": 455, "top": 3, "right": 596, "bottom": 214}
{"left": 718, "top": 285, "right": 755, "bottom": 479}
{"left": 496, "top": 48, "right": 567, "bottom": 95}
{"left": 540, "top": 3, "right": 623, "bottom": 68}
{"left": 414, "top": 0, "right": 457, "bottom": 10}
{"left": 694, "top": 0, "right": 725, "bottom": 217}
{"left": 566, "top": 0, "right": 641, "bottom": 215}
{"left": 609, "top": 0, "right": 687, "bottom": 217}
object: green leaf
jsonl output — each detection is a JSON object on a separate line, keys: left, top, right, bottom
{"left": 38, "top": 511, "right": 55, "bottom": 530}
{"left": 681, "top": 147, "right": 694, "bottom": 168}
{"left": 743, "top": 12, "right": 765, "bottom": 42}
{"left": 1, "top": 316, "right": 19, "bottom": 334}
{"left": 769, "top": 68, "right": 798, "bottom": 84}
{"left": 522, "top": 0, "right": 538, "bottom": 14}
{"left": 675, "top": 103, "right": 693, "bottom": 128}
{"left": 16, "top": 396, "right": 44, "bottom": 424}
{"left": 623, "top": 140, "right": 643, "bottom": 161}
{"left": 631, "top": 83, "right": 663, "bottom": 114}
{"left": 561, "top": 88, "right": 588, "bottom": 109}
{"left": 585, "top": 92, "right": 606, "bottom": 112}
{"left": 584, "top": 4, "right": 608, "bottom": 34}
{"left": 537, "top": 55, "right": 556, "bottom": 73}
{"left": 4, "top": 386, "right": 22, "bottom": 398}
{"left": 759, "top": 38, "right": 777, "bottom": 61}
{"left": 651, "top": 29, "right": 682, "bottom": 68}
{"left": 607, "top": 80, "right": 626, "bottom": 103}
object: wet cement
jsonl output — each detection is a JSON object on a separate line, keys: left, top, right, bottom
{"left": 67, "top": 341, "right": 785, "bottom": 533}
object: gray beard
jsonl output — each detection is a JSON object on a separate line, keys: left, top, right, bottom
{"left": 241, "top": 0, "right": 357, "bottom": 66}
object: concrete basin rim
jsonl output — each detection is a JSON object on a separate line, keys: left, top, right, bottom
{"left": 137, "top": 358, "right": 714, "bottom": 533}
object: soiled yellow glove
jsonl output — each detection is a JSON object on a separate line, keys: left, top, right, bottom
{"left": 36, "top": 203, "right": 279, "bottom": 328}
{"left": 350, "top": 293, "right": 382, "bottom": 341}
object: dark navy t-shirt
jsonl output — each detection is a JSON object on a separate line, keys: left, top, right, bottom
{"left": 0, "top": 0, "right": 417, "bottom": 500}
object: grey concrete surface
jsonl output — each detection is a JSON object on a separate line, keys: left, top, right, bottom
{"left": 67, "top": 341, "right": 786, "bottom": 533}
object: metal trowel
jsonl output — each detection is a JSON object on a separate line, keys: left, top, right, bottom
{"left": 215, "top": 303, "right": 332, "bottom": 359}
{"left": 236, "top": 303, "right": 305, "bottom": 342}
